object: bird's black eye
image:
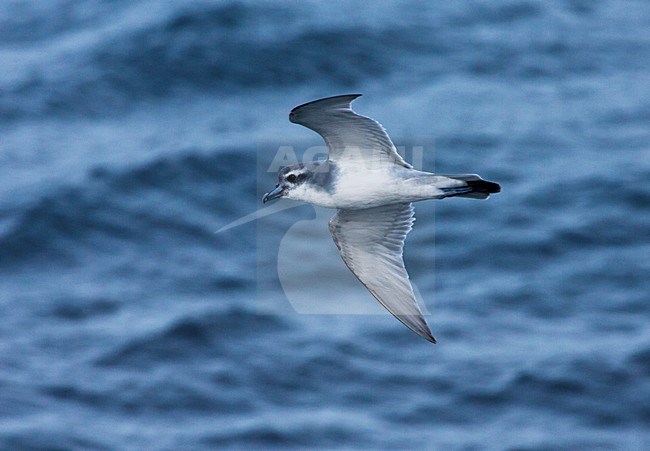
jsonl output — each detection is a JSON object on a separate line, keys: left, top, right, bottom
{"left": 287, "top": 174, "right": 297, "bottom": 183}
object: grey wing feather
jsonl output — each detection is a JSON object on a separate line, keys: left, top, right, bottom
{"left": 328, "top": 203, "right": 435, "bottom": 343}
{"left": 290, "top": 94, "right": 411, "bottom": 169}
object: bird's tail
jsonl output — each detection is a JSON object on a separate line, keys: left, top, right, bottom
{"left": 439, "top": 174, "right": 501, "bottom": 199}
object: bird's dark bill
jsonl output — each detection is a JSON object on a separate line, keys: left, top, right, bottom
{"left": 262, "top": 185, "right": 284, "bottom": 203}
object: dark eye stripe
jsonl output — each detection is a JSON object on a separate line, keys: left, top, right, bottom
{"left": 287, "top": 174, "right": 297, "bottom": 183}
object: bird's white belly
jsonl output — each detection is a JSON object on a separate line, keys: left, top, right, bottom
{"left": 292, "top": 168, "right": 453, "bottom": 210}
{"left": 334, "top": 178, "right": 385, "bottom": 208}
{"left": 330, "top": 169, "right": 415, "bottom": 209}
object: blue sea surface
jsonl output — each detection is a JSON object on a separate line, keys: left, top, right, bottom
{"left": 1, "top": 1, "right": 649, "bottom": 449}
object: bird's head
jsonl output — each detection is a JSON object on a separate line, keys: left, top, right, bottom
{"left": 262, "top": 163, "right": 314, "bottom": 203}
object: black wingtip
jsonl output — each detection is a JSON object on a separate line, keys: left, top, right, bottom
{"left": 418, "top": 326, "right": 437, "bottom": 344}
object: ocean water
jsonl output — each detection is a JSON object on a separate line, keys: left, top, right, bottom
{"left": 1, "top": 0, "right": 649, "bottom": 449}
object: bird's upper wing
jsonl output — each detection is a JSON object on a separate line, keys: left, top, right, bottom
{"left": 328, "top": 203, "right": 435, "bottom": 343}
{"left": 289, "top": 94, "right": 411, "bottom": 169}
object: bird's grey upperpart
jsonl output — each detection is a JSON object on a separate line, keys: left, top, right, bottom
{"left": 263, "top": 94, "right": 500, "bottom": 344}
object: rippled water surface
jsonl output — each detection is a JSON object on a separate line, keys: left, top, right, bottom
{"left": 1, "top": 1, "right": 649, "bottom": 449}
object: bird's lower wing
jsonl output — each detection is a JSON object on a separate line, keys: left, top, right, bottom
{"left": 328, "top": 203, "right": 435, "bottom": 343}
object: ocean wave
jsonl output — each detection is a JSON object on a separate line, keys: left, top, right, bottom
{"left": 0, "top": 149, "right": 254, "bottom": 267}
{"left": 95, "top": 307, "right": 287, "bottom": 368}
{"left": 5, "top": 1, "right": 643, "bottom": 120}
{"left": 455, "top": 355, "right": 645, "bottom": 427}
